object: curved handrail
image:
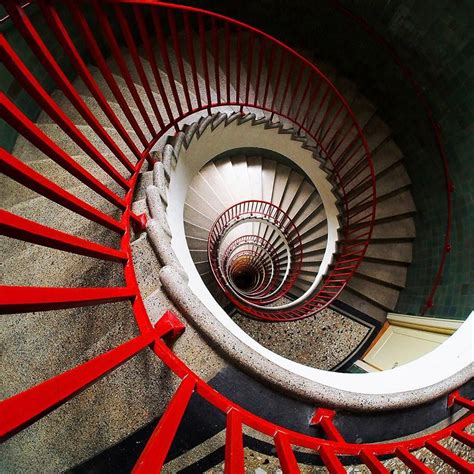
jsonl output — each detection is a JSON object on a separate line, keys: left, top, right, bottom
{"left": 223, "top": 236, "right": 284, "bottom": 299}
{"left": 1, "top": 311, "right": 472, "bottom": 471}
{"left": 119, "top": 0, "right": 377, "bottom": 318}
{"left": 330, "top": 0, "right": 452, "bottom": 315}
{"left": 0, "top": 2, "right": 471, "bottom": 471}
{"left": 208, "top": 200, "right": 303, "bottom": 317}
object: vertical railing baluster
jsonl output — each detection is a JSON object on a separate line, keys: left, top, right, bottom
{"left": 134, "top": 5, "right": 175, "bottom": 127}
{"left": 395, "top": 448, "right": 432, "bottom": 474}
{"left": 39, "top": 1, "right": 144, "bottom": 162}
{"left": 114, "top": 4, "right": 165, "bottom": 130}
{"left": 300, "top": 76, "right": 324, "bottom": 132}
{"left": 69, "top": 0, "right": 148, "bottom": 146}
{"left": 294, "top": 68, "right": 313, "bottom": 125}
{"left": 183, "top": 12, "right": 202, "bottom": 110}
{"left": 224, "top": 409, "right": 245, "bottom": 474}
{"left": 286, "top": 61, "right": 305, "bottom": 119}
{"left": 274, "top": 432, "right": 301, "bottom": 473}
{"left": 254, "top": 38, "right": 265, "bottom": 108}
{"left": 168, "top": 9, "right": 192, "bottom": 114}
{"left": 198, "top": 14, "right": 212, "bottom": 113}
{"left": 319, "top": 446, "right": 346, "bottom": 473}
{"left": 0, "top": 34, "right": 132, "bottom": 188}
{"left": 93, "top": 1, "right": 157, "bottom": 136}
{"left": 224, "top": 22, "right": 231, "bottom": 104}
{"left": 211, "top": 17, "right": 221, "bottom": 105}
{"left": 262, "top": 44, "right": 276, "bottom": 109}
{"left": 279, "top": 55, "right": 296, "bottom": 115}
{"left": 359, "top": 450, "right": 390, "bottom": 473}
{"left": 236, "top": 27, "right": 242, "bottom": 110}
{"left": 152, "top": 8, "right": 183, "bottom": 118}
{"left": 245, "top": 33, "right": 255, "bottom": 108}
{"left": 133, "top": 376, "right": 196, "bottom": 473}
{"left": 270, "top": 47, "right": 286, "bottom": 111}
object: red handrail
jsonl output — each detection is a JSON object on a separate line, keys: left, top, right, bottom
{"left": 221, "top": 235, "right": 285, "bottom": 299}
{"left": 329, "top": 0, "right": 453, "bottom": 316}
{"left": 1, "top": 311, "right": 472, "bottom": 471}
{"left": 208, "top": 200, "right": 304, "bottom": 318}
{"left": 0, "top": 2, "right": 471, "bottom": 471}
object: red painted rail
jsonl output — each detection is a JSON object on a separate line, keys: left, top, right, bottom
{"left": 1, "top": 311, "right": 472, "bottom": 472}
{"left": 329, "top": 0, "right": 453, "bottom": 316}
{"left": 2, "top": 1, "right": 468, "bottom": 471}
{"left": 208, "top": 200, "right": 304, "bottom": 318}
{"left": 221, "top": 235, "right": 285, "bottom": 299}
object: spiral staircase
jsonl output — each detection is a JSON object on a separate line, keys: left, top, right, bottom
{"left": 0, "top": 1, "right": 473, "bottom": 473}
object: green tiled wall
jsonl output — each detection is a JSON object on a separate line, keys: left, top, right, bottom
{"left": 183, "top": 0, "right": 474, "bottom": 320}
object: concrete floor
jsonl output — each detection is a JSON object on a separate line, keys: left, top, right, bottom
{"left": 231, "top": 307, "right": 370, "bottom": 370}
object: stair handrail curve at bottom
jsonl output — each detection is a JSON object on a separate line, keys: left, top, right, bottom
{"left": 1, "top": 310, "right": 472, "bottom": 472}
{"left": 157, "top": 264, "right": 473, "bottom": 411}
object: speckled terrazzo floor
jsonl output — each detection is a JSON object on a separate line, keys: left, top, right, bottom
{"left": 231, "top": 307, "right": 370, "bottom": 370}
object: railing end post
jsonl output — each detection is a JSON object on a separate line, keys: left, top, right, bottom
{"left": 131, "top": 212, "right": 147, "bottom": 233}
{"left": 155, "top": 310, "right": 186, "bottom": 341}
{"left": 447, "top": 390, "right": 459, "bottom": 409}
{"left": 309, "top": 407, "right": 336, "bottom": 425}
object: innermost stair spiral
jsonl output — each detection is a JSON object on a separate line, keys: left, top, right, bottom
{"left": 184, "top": 153, "right": 329, "bottom": 319}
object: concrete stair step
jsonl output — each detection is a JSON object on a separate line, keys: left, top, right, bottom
{"left": 285, "top": 180, "right": 317, "bottom": 221}
{"left": 136, "top": 44, "right": 199, "bottom": 106}
{"left": 190, "top": 248, "right": 208, "bottom": 262}
{"left": 195, "top": 260, "right": 212, "bottom": 275}
{"left": 370, "top": 217, "right": 416, "bottom": 240}
{"left": 1, "top": 154, "right": 114, "bottom": 210}
{"left": 73, "top": 67, "right": 157, "bottom": 140}
{"left": 356, "top": 260, "right": 407, "bottom": 289}
{"left": 347, "top": 161, "right": 412, "bottom": 209}
{"left": 38, "top": 90, "right": 146, "bottom": 149}
{"left": 184, "top": 205, "right": 215, "bottom": 233}
{"left": 364, "top": 241, "right": 413, "bottom": 264}
{"left": 246, "top": 156, "right": 264, "bottom": 201}
{"left": 318, "top": 77, "right": 359, "bottom": 149}
{"left": 374, "top": 189, "right": 416, "bottom": 221}
{"left": 184, "top": 221, "right": 209, "bottom": 240}
{"left": 337, "top": 287, "right": 387, "bottom": 323}
{"left": 184, "top": 191, "right": 221, "bottom": 224}
{"left": 293, "top": 201, "right": 324, "bottom": 229}
{"left": 280, "top": 171, "right": 305, "bottom": 213}
{"left": 271, "top": 164, "right": 291, "bottom": 208}
{"left": 108, "top": 47, "right": 183, "bottom": 118}
{"left": 261, "top": 159, "right": 277, "bottom": 202}
{"left": 3, "top": 182, "right": 121, "bottom": 250}
{"left": 189, "top": 170, "right": 230, "bottom": 213}
{"left": 12, "top": 122, "right": 136, "bottom": 178}
{"left": 230, "top": 155, "right": 253, "bottom": 202}
{"left": 347, "top": 275, "right": 400, "bottom": 311}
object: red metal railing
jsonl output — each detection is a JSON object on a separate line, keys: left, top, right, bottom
{"left": 1, "top": 311, "right": 473, "bottom": 472}
{"left": 0, "top": 1, "right": 471, "bottom": 471}
{"left": 221, "top": 235, "right": 286, "bottom": 299}
{"left": 208, "top": 200, "right": 305, "bottom": 318}
{"left": 330, "top": 0, "right": 453, "bottom": 315}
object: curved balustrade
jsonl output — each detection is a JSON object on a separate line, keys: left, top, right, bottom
{"left": 1, "top": 1, "right": 469, "bottom": 472}
{"left": 1, "top": 311, "right": 473, "bottom": 472}
{"left": 222, "top": 235, "right": 284, "bottom": 300}
{"left": 208, "top": 200, "right": 304, "bottom": 319}
{"left": 1, "top": 0, "right": 376, "bottom": 321}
